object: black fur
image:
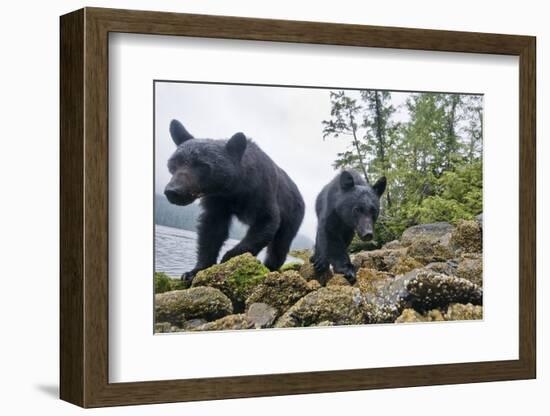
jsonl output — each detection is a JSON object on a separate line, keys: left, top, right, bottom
{"left": 311, "top": 170, "right": 386, "bottom": 283}
{"left": 164, "top": 120, "right": 305, "bottom": 283}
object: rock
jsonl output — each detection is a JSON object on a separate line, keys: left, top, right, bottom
{"left": 154, "top": 322, "right": 172, "bottom": 333}
{"left": 312, "top": 321, "right": 335, "bottom": 326}
{"left": 476, "top": 213, "right": 483, "bottom": 228}
{"left": 395, "top": 308, "right": 445, "bottom": 323}
{"left": 424, "top": 261, "right": 458, "bottom": 276}
{"left": 382, "top": 240, "right": 403, "bottom": 249}
{"left": 275, "top": 287, "right": 367, "bottom": 328}
{"left": 288, "top": 249, "right": 313, "bottom": 262}
{"left": 406, "top": 271, "right": 483, "bottom": 311}
{"left": 194, "top": 314, "right": 255, "bottom": 331}
{"left": 445, "top": 303, "right": 483, "bottom": 320}
{"left": 155, "top": 287, "right": 233, "bottom": 326}
{"left": 191, "top": 253, "right": 269, "bottom": 311}
{"left": 407, "top": 239, "right": 453, "bottom": 264}
{"left": 326, "top": 274, "right": 351, "bottom": 287}
{"left": 182, "top": 318, "right": 208, "bottom": 330}
{"left": 245, "top": 271, "right": 312, "bottom": 316}
{"left": 389, "top": 256, "right": 423, "bottom": 275}
{"left": 280, "top": 262, "right": 303, "bottom": 272}
{"left": 355, "top": 268, "right": 394, "bottom": 296}
{"left": 456, "top": 254, "right": 483, "bottom": 286}
{"left": 400, "top": 222, "right": 454, "bottom": 246}
{"left": 246, "top": 303, "right": 278, "bottom": 328}
{"left": 450, "top": 220, "right": 482, "bottom": 253}
{"left": 306, "top": 280, "right": 322, "bottom": 291}
{"left": 352, "top": 248, "right": 407, "bottom": 272}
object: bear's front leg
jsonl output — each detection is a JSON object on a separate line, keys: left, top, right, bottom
{"left": 183, "top": 199, "right": 232, "bottom": 283}
{"left": 328, "top": 238, "right": 356, "bottom": 284}
{"left": 311, "top": 227, "right": 330, "bottom": 274}
{"left": 221, "top": 213, "right": 280, "bottom": 263}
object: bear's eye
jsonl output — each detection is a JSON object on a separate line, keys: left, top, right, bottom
{"left": 354, "top": 206, "right": 366, "bottom": 215}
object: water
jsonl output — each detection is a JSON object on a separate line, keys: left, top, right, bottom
{"left": 155, "top": 224, "right": 302, "bottom": 277}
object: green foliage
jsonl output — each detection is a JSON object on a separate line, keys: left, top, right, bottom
{"left": 323, "top": 91, "right": 483, "bottom": 247}
{"left": 154, "top": 272, "right": 188, "bottom": 294}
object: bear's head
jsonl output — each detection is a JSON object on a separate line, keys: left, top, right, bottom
{"left": 336, "top": 170, "right": 386, "bottom": 241}
{"left": 164, "top": 119, "right": 248, "bottom": 206}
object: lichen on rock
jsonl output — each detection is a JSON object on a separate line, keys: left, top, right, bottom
{"left": 390, "top": 256, "right": 423, "bottom": 275}
{"left": 456, "top": 254, "right": 483, "bottom": 286}
{"left": 444, "top": 303, "right": 483, "bottom": 321}
{"left": 450, "top": 220, "right": 482, "bottom": 253}
{"left": 395, "top": 308, "right": 445, "bottom": 323}
{"left": 155, "top": 287, "right": 233, "bottom": 326}
{"left": 191, "top": 253, "right": 269, "bottom": 311}
{"left": 351, "top": 248, "right": 407, "bottom": 272}
{"left": 245, "top": 271, "right": 312, "bottom": 317}
{"left": 326, "top": 274, "right": 351, "bottom": 287}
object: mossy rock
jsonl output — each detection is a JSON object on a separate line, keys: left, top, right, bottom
{"left": 444, "top": 303, "right": 483, "bottom": 321}
{"left": 192, "top": 253, "right": 269, "bottom": 311}
{"left": 390, "top": 256, "right": 423, "bottom": 275}
{"left": 194, "top": 314, "right": 255, "bottom": 331}
{"left": 154, "top": 272, "right": 189, "bottom": 294}
{"left": 395, "top": 308, "right": 445, "bottom": 323}
{"left": 274, "top": 286, "right": 367, "bottom": 328}
{"left": 450, "top": 220, "right": 482, "bottom": 253}
{"left": 155, "top": 287, "right": 233, "bottom": 326}
{"left": 280, "top": 262, "right": 303, "bottom": 273}
{"left": 288, "top": 249, "right": 313, "bottom": 262}
{"left": 245, "top": 271, "right": 312, "bottom": 317}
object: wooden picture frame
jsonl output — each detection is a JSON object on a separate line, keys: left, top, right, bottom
{"left": 60, "top": 7, "right": 536, "bottom": 408}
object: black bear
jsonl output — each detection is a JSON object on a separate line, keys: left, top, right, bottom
{"left": 164, "top": 119, "right": 305, "bottom": 283}
{"left": 311, "top": 170, "right": 386, "bottom": 283}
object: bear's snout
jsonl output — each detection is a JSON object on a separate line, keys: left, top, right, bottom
{"left": 164, "top": 187, "right": 197, "bottom": 206}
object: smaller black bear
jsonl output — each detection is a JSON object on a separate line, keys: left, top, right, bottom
{"left": 164, "top": 119, "right": 305, "bottom": 283}
{"left": 311, "top": 170, "right": 386, "bottom": 283}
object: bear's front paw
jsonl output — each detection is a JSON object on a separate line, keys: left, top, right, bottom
{"left": 342, "top": 266, "right": 357, "bottom": 284}
{"left": 312, "top": 257, "right": 330, "bottom": 274}
{"left": 181, "top": 269, "right": 199, "bottom": 284}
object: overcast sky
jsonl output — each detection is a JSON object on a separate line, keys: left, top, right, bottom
{"left": 154, "top": 82, "right": 409, "bottom": 240}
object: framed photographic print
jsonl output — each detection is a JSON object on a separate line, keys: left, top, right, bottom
{"left": 60, "top": 7, "right": 536, "bottom": 408}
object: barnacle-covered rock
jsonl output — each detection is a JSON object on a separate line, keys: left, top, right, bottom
{"left": 444, "top": 303, "right": 483, "bottom": 321}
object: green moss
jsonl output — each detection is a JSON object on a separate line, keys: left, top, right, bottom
{"left": 192, "top": 253, "right": 269, "bottom": 310}
{"left": 154, "top": 272, "right": 189, "bottom": 294}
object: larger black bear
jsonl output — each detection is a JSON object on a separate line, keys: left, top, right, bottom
{"left": 164, "top": 119, "right": 305, "bottom": 283}
{"left": 311, "top": 170, "right": 386, "bottom": 283}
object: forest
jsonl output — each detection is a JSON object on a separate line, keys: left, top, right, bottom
{"left": 322, "top": 90, "right": 483, "bottom": 249}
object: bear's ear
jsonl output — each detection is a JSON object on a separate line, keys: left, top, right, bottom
{"left": 226, "top": 132, "right": 247, "bottom": 161}
{"left": 372, "top": 176, "right": 387, "bottom": 197}
{"left": 340, "top": 170, "right": 355, "bottom": 191}
{"left": 169, "top": 119, "right": 194, "bottom": 145}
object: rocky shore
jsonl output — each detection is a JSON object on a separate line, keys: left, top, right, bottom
{"left": 155, "top": 217, "right": 483, "bottom": 332}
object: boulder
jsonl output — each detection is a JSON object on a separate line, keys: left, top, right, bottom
{"left": 155, "top": 287, "right": 233, "bottom": 326}
{"left": 450, "top": 220, "right": 482, "bottom": 253}
{"left": 400, "top": 222, "right": 454, "bottom": 246}
{"left": 275, "top": 287, "right": 367, "bottom": 328}
{"left": 382, "top": 240, "right": 403, "bottom": 250}
{"left": 306, "top": 280, "right": 322, "bottom": 291}
{"left": 456, "top": 254, "right": 483, "bottom": 286}
{"left": 154, "top": 322, "right": 173, "bottom": 333}
{"left": 406, "top": 271, "right": 483, "bottom": 311}
{"left": 445, "top": 303, "right": 483, "bottom": 321}
{"left": 191, "top": 253, "right": 269, "bottom": 311}
{"left": 280, "top": 262, "right": 303, "bottom": 273}
{"left": 246, "top": 303, "right": 278, "bottom": 328}
{"left": 355, "top": 268, "right": 394, "bottom": 296}
{"left": 245, "top": 271, "right": 312, "bottom": 316}
{"left": 407, "top": 239, "right": 453, "bottom": 264}
{"left": 424, "top": 261, "right": 458, "bottom": 276}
